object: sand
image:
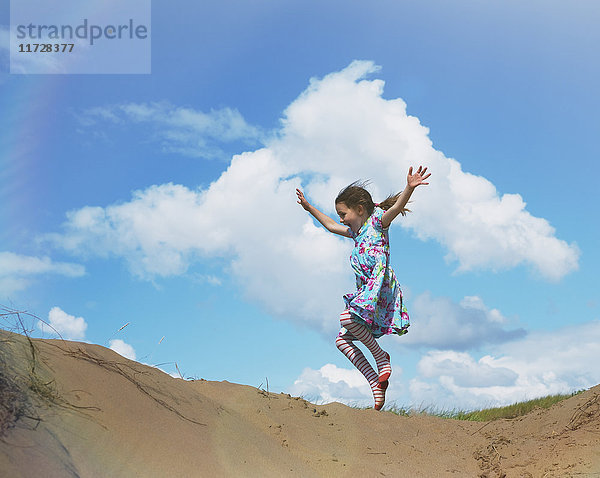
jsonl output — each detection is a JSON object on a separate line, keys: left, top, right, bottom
{"left": 1, "top": 329, "right": 599, "bottom": 477}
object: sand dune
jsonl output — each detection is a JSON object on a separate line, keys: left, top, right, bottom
{"left": 1, "top": 330, "right": 599, "bottom": 477}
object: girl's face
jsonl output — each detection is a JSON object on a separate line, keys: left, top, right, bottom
{"left": 335, "top": 202, "right": 367, "bottom": 233}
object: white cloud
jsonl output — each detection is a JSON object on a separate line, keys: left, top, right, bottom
{"left": 192, "top": 274, "right": 222, "bottom": 286}
{"left": 0, "top": 251, "right": 85, "bottom": 297}
{"left": 0, "top": 278, "right": 30, "bottom": 297}
{"left": 77, "top": 101, "right": 264, "bottom": 158}
{"left": 288, "top": 363, "right": 380, "bottom": 406}
{"left": 46, "top": 184, "right": 210, "bottom": 278}
{"left": 418, "top": 350, "right": 519, "bottom": 388}
{"left": 46, "top": 159, "right": 353, "bottom": 335}
{"left": 415, "top": 161, "right": 580, "bottom": 281}
{"left": 109, "top": 339, "right": 137, "bottom": 361}
{"left": 39, "top": 306, "right": 88, "bottom": 340}
{"left": 401, "top": 292, "right": 526, "bottom": 350}
{"left": 0, "top": 251, "right": 84, "bottom": 276}
{"left": 48, "top": 61, "right": 578, "bottom": 335}
{"left": 34, "top": 306, "right": 138, "bottom": 362}
{"left": 289, "top": 362, "right": 407, "bottom": 407}
{"left": 409, "top": 320, "right": 600, "bottom": 410}
{"left": 269, "top": 61, "right": 579, "bottom": 280}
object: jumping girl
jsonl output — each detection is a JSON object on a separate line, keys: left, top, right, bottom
{"left": 296, "top": 166, "right": 430, "bottom": 410}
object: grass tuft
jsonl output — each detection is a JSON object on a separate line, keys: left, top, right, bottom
{"left": 386, "top": 390, "right": 584, "bottom": 421}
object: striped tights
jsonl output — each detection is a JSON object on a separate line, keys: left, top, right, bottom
{"left": 335, "top": 310, "right": 392, "bottom": 410}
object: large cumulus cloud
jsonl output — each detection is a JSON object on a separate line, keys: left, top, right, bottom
{"left": 48, "top": 61, "right": 579, "bottom": 337}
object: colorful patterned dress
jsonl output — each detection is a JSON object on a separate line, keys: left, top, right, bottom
{"left": 341, "top": 206, "right": 410, "bottom": 338}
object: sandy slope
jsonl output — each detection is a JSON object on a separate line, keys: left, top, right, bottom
{"left": 1, "top": 330, "right": 599, "bottom": 477}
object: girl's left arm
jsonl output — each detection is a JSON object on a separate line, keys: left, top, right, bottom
{"left": 381, "top": 165, "right": 430, "bottom": 229}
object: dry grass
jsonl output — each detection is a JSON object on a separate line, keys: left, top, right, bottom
{"left": 1, "top": 307, "right": 45, "bottom": 436}
{"left": 0, "top": 306, "right": 101, "bottom": 436}
{"left": 1, "top": 304, "right": 206, "bottom": 431}
{"left": 0, "top": 353, "right": 32, "bottom": 436}
{"left": 62, "top": 346, "right": 206, "bottom": 426}
{"left": 386, "top": 391, "right": 584, "bottom": 422}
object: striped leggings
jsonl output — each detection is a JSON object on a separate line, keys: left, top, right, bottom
{"left": 335, "top": 310, "right": 392, "bottom": 410}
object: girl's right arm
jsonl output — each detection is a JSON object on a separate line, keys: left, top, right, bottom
{"left": 296, "top": 188, "right": 352, "bottom": 238}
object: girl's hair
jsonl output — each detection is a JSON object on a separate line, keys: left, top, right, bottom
{"left": 335, "top": 180, "right": 410, "bottom": 216}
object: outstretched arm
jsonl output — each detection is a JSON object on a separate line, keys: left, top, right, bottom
{"left": 296, "top": 188, "right": 352, "bottom": 237}
{"left": 381, "top": 166, "right": 431, "bottom": 229}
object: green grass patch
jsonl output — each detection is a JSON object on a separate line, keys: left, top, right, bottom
{"left": 386, "top": 390, "right": 585, "bottom": 422}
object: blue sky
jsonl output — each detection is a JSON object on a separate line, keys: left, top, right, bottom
{"left": 1, "top": 0, "right": 599, "bottom": 410}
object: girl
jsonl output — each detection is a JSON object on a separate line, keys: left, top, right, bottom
{"left": 296, "top": 166, "right": 430, "bottom": 410}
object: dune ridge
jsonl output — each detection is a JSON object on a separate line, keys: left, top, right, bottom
{"left": 1, "top": 330, "right": 599, "bottom": 477}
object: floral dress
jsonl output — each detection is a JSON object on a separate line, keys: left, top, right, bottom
{"left": 341, "top": 207, "right": 410, "bottom": 338}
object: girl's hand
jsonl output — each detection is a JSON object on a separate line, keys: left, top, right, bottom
{"left": 407, "top": 165, "right": 431, "bottom": 189}
{"left": 296, "top": 188, "right": 311, "bottom": 211}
